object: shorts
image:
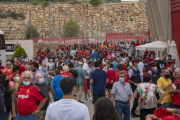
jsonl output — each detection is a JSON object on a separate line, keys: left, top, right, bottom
{"left": 76, "top": 85, "right": 84, "bottom": 93}
{"left": 87, "top": 79, "right": 90, "bottom": 89}
{"left": 92, "top": 95, "right": 105, "bottom": 104}
{"left": 105, "top": 84, "right": 113, "bottom": 89}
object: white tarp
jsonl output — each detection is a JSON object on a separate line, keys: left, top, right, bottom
{"left": 136, "top": 41, "right": 167, "bottom": 51}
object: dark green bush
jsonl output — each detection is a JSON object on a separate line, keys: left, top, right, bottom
{"left": 64, "top": 17, "right": 80, "bottom": 37}
{"left": 32, "top": 0, "right": 38, "bottom": 5}
{"left": 89, "top": 0, "right": 103, "bottom": 6}
{"left": 12, "top": 47, "right": 27, "bottom": 60}
{"left": 42, "top": 1, "right": 49, "bottom": 7}
{"left": 70, "top": 0, "right": 80, "bottom": 4}
{"left": 26, "top": 26, "right": 40, "bottom": 39}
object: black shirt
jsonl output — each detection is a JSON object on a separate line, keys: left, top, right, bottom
{"left": 35, "top": 83, "right": 50, "bottom": 110}
{"left": 68, "top": 70, "right": 78, "bottom": 79}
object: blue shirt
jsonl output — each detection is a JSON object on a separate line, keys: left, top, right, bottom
{"left": 112, "top": 61, "right": 117, "bottom": 72}
{"left": 91, "top": 52, "right": 99, "bottom": 62}
{"left": 51, "top": 75, "right": 63, "bottom": 100}
{"left": 90, "top": 69, "right": 107, "bottom": 95}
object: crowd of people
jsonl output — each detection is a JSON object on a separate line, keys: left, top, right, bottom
{"left": 0, "top": 40, "right": 180, "bottom": 120}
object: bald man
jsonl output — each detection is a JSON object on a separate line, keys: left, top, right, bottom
{"left": 35, "top": 73, "right": 53, "bottom": 120}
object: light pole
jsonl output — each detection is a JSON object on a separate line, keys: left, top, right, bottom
{"left": 29, "top": 0, "right": 32, "bottom": 39}
{"left": 49, "top": 0, "right": 51, "bottom": 54}
{"left": 85, "top": 0, "right": 88, "bottom": 45}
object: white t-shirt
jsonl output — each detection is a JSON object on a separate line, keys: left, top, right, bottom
{"left": 138, "top": 62, "right": 144, "bottom": 75}
{"left": 45, "top": 99, "right": 90, "bottom": 120}
{"left": 126, "top": 44, "right": 130, "bottom": 48}
{"left": 83, "top": 63, "right": 90, "bottom": 79}
{"left": 47, "top": 62, "right": 54, "bottom": 70}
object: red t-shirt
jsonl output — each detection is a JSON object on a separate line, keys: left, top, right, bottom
{"left": 115, "top": 70, "right": 129, "bottom": 83}
{"left": 78, "top": 51, "right": 83, "bottom": 57}
{"left": 19, "top": 65, "right": 25, "bottom": 75}
{"left": 16, "top": 85, "right": 46, "bottom": 115}
{"left": 135, "top": 42, "right": 140, "bottom": 46}
{"left": 171, "top": 78, "right": 180, "bottom": 105}
{"left": 84, "top": 50, "right": 91, "bottom": 58}
{"left": 2, "top": 68, "right": 12, "bottom": 75}
{"left": 61, "top": 72, "right": 73, "bottom": 78}
{"left": 106, "top": 69, "right": 116, "bottom": 84}
{"left": 37, "top": 51, "right": 41, "bottom": 55}
{"left": 1, "top": 65, "right": 5, "bottom": 69}
{"left": 101, "top": 51, "right": 108, "bottom": 58}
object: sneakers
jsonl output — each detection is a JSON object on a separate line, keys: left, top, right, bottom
{"left": 78, "top": 100, "right": 84, "bottom": 103}
{"left": 88, "top": 98, "right": 92, "bottom": 101}
{"left": 84, "top": 98, "right": 88, "bottom": 101}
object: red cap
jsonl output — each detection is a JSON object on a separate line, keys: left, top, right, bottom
{"left": 154, "top": 107, "right": 172, "bottom": 119}
{"left": 151, "top": 63, "right": 156, "bottom": 67}
{"left": 132, "top": 59, "right": 139, "bottom": 63}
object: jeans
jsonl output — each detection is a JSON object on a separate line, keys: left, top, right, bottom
{"left": 115, "top": 101, "right": 130, "bottom": 120}
{"left": 161, "top": 102, "right": 172, "bottom": 108}
{"left": 140, "top": 108, "right": 156, "bottom": 120}
{"left": 172, "top": 105, "right": 180, "bottom": 109}
{"left": 131, "top": 98, "right": 138, "bottom": 113}
{"left": 4, "top": 112, "right": 10, "bottom": 120}
{"left": 17, "top": 112, "right": 37, "bottom": 120}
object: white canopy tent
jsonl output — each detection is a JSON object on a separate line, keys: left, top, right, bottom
{"left": 136, "top": 41, "right": 168, "bottom": 58}
{"left": 136, "top": 41, "right": 167, "bottom": 51}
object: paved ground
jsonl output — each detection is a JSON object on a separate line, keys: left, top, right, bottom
{"left": 82, "top": 95, "right": 139, "bottom": 120}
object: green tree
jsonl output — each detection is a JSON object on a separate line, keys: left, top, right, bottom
{"left": 12, "top": 47, "right": 27, "bottom": 60}
{"left": 64, "top": 17, "right": 80, "bottom": 37}
{"left": 89, "top": 0, "right": 103, "bottom": 6}
{"left": 26, "top": 25, "right": 39, "bottom": 39}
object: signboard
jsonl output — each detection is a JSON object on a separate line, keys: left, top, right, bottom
{"left": 5, "top": 44, "right": 14, "bottom": 52}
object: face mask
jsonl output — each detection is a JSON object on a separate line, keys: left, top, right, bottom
{"left": 5, "top": 80, "right": 9, "bottom": 84}
{"left": 15, "top": 77, "right": 20, "bottom": 81}
{"left": 50, "top": 59, "right": 53, "bottom": 62}
{"left": 39, "top": 78, "right": 44, "bottom": 84}
{"left": 153, "top": 67, "right": 157, "bottom": 71}
{"left": 119, "top": 77, "right": 125, "bottom": 83}
{"left": 137, "top": 64, "right": 140, "bottom": 68}
{"left": 23, "top": 81, "right": 30, "bottom": 86}
{"left": 174, "top": 64, "right": 177, "bottom": 68}
{"left": 15, "top": 59, "right": 17, "bottom": 61}
{"left": 164, "top": 74, "right": 170, "bottom": 79}
{"left": 43, "top": 68, "right": 47, "bottom": 71}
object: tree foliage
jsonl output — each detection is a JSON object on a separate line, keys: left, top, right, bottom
{"left": 89, "top": 0, "right": 103, "bottom": 6}
{"left": 12, "top": 47, "right": 27, "bottom": 60}
{"left": 64, "top": 18, "right": 80, "bottom": 37}
{"left": 26, "top": 25, "right": 39, "bottom": 39}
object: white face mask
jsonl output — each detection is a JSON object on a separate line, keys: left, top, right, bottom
{"left": 15, "top": 77, "right": 20, "bottom": 81}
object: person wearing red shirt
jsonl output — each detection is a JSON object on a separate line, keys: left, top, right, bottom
{"left": 169, "top": 68, "right": 180, "bottom": 109}
{"left": 19, "top": 60, "right": 26, "bottom": 75}
{"left": 114, "top": 64, "right": 129, "bottom": 83}
{"left": 2, "top": 61, "right": 13, "bottom": 75}
{"left": 106, "top": 64, "right": 115, "bottom": 98}
{"left": 16, "top": 71, "right": 47, "bottom": 119}
{"left": 37, "top": 49, "right": 41, "bottom": 56}
{"left": 61, "top": 65, "right": 73, "bottom": 77}
{"left": 84, "top": 48, "right": 91, "bottom": 58}
{"left": 78, "top": 49, "right": 83, "bottom": 57}
{"left": 101, "top": 49, "right": 108, "bottom": 58}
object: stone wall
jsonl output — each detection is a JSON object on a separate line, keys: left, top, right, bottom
{"left": 0, "top": 2, "right": 148, "bottom": 40}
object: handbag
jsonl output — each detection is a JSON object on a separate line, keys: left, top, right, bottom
{"left": 135, "top": 83, "right": 151, "bottom": 116}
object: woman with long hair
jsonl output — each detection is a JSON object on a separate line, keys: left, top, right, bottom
{"left": 92, "top": 97, "right": 120, "bottom": 120}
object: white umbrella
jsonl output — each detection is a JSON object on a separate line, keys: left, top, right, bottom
{"left": 170, "top": 40, "right": 180, "bottom": 67}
